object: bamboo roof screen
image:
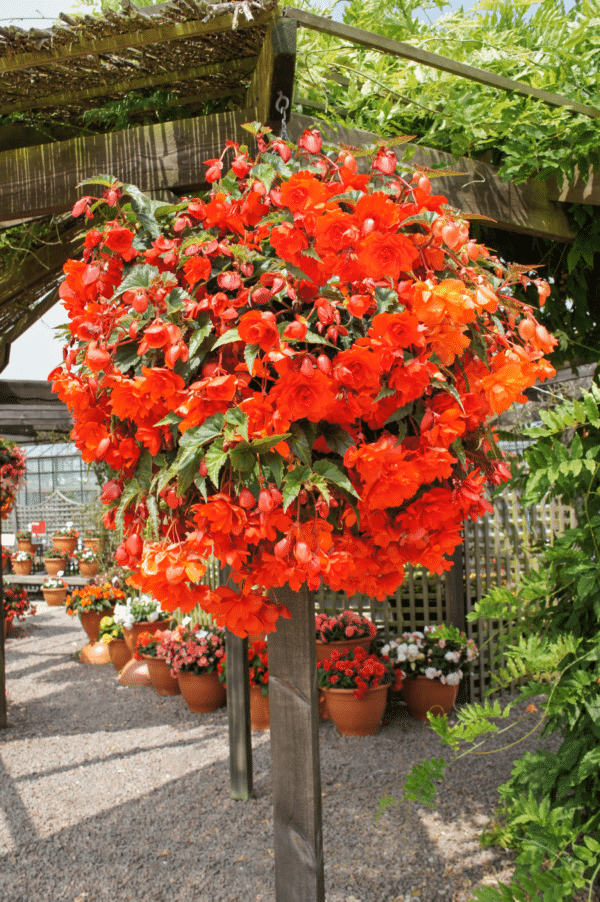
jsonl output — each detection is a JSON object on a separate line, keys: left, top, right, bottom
{"left": 0, "top": 0, "right": 277, "bottom": 117}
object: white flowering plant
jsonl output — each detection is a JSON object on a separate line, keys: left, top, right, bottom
{"left": 113, "top": 593, "right": 170, "bottom": 629}
{"left": 382, "top": 624, "right": 478, "bottom": 686}
{"left": 42, "top": 576, "right": 67, "bottom": 590}
{"left": 11, "top": 550, "right": 34, "bottom": 562}
{"left": 74, "top": 548, "right": 98, "bottom": 562}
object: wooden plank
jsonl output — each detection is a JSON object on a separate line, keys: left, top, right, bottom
{"left": 0, "top": 10, "right": 273, "bottom": 75}
{"left": 268, "top": 582, "right": 325, "bottom": 902}
{"left": 225, "top": 630, "right": 254, "bottom": 801}
{"left": 445, "top": 540, "right": 466, "bottom": 632}
{"left": 282, "top": 8, "right": 600, "bottom": 120}
{"left": 246, "top": 18, "right": 297, "bottom": 131}
{"left": 0, "top": 107, "right": 258, "bottom": 222}
{"left": 288, "top": 114, "right": 574, "bottom": 242}
{"left": 0, "top": 55, "right": 259, "bottom": 116}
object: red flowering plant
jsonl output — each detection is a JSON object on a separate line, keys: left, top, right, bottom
{"left": 134, "top": 627, "right": 172, "bottom": 660}
{"left": 315, "top": 609, "right": 377, "bottom": 643}
{"left": 50, "top": 124, "right": 556, "bottom": 638}
{"left": 166, "top": 623, "right": 226, "bottom": 679}
{"left": 317, "top": 646, "right": 399, "bottom": 700}
{"left": 0, "top": 440, "right": 26, "bottom": 520}
{"left": 3, "top": 586, "right": 36, "bottom": 624}
{"left": 220, "top": 637, "right": 269, "bottom": 695}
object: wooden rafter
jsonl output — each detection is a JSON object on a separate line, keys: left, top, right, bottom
{"left": 283, "top": 7, "right": 600, "bottom": 120}
{"left": 0, "top": 8, "right": 273, "bottom": 75}
{"left": 0, "top": 55, "right": 258, "bottom": 115}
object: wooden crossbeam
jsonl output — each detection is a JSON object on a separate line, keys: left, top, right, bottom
{"left": 283, "top": 7, "right": 600, "bottom": 120}
{"left": 0, "top": 55, "right": 258, "bottom": 116}
{"left": 0, "top": 9, "right": 273, "bottom": 75}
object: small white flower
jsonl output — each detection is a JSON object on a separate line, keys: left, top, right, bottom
{"left": 148, "top": 611, "right": 158, "bottom": 623}
{"left": 380, "top": 643, "right": 390, "bottom": 657}
{"left": 424, "top": 667, "right": 441, "bottom": 680}
{"left": 58, "top": 570, "right": 64, "bottom": 577}
{"left": 444, "top": 671, "right": 461, "bottom": 686}
{"left": 444, "top": 650, "right": 461, "bottom": 664}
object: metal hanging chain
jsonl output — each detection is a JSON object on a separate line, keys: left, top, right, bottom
{"left": 275, "top": 90, "right": 290, "bottom": 140}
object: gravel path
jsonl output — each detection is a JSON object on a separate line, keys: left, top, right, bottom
{"left": 1, "top": 606, "right": 560, "bottom": 902}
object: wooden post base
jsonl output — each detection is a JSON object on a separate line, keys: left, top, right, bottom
{"left": 268, "top": 583, "right": 325, "bottom": 902}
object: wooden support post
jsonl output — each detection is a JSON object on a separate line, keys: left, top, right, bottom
{"left": 445, "top": 537, "right": 469, "bottom": 704}
{"left": 0, "top": 513, "right": 7, "bottom": 729}
{"left": 246, "top": 17, "right": 297, "bottom": 133}
{"left": 268, "top": 583, "right": 325, "bottom": 902}
{"left": 225, "top": 629, "right": 254, "bottom": 800}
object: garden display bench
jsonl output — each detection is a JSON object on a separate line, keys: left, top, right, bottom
{"left": 3, "top": 574, "right": 90, "bottom": 588}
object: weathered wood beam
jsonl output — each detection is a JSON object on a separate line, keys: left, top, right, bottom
{"left": 268, "top": 583, "right": 325, "bottom": 902}
{"left": 0, "top": 107, "right": 258, "bottom": 222}
{"left": 0, "top": 55, "right": 258, "bottom": 116}
{"left": 283, "top": 7, "right": 600, "bottom": 120}
{"left": 246, "top": 17, "right": 297, "bottom": 132}
{"left": 0, "top": 221, "right": 84, "bottom": 306}
{"left": 289, "top": 114, "right": 575, "bottom": 242}
{"left": 225, "top": 630, "right": 254, "bottom": 800}
{"left": 0, "top": 10, "right": 273, "bottom": 75}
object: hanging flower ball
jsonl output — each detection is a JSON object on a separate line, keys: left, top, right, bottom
{"left": 50, "top": 125, "right": 556, "bottom": 636}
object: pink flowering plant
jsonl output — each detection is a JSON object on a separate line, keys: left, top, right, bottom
{"left": 166, "top": 623, "right": 226, "bottom": 678}
{"left": 317, "top": 646, "right": 398, "bottom": 699}
{"left": 382, "top": 623, "right": 478, "bottom": 685}
{"left": 315, "top": 609, "right": 378, "bottom": 643}
{"left": 134, "top": 627, "right": 173, "bottom": 660}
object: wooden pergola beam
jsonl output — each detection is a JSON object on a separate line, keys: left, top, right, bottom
{"left": 283, "top": 7, "right": 600, "bottom": 120}
{"left": 0, "top": 8, "right": 272, "bottom": 75}
{"left": 0, "top": 55, "right": 258, "bottom": 116}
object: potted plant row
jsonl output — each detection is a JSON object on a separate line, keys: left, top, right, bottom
{"left": 66, "top": 582, "right": 126, "bottom": 664}
{"left": 317, "top": 646, "right": 400, "bottom": 736}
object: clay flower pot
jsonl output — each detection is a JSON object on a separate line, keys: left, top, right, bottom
{"left": 12, "top": 559, "right": 32, "bottom": 576}
{"left": 119, "top": 621, "right": 169, "bottom": 687}
{"left": 108, "top": 639, "right": 132, "bottom": 673}
{"left": 79, "top": 608, "right": 114, "bottom": 644}
{"left": 178, "top": 670, "right": 226, "bottom": 713}
{"left": 325, "top": 683, "right": 389, "bottom": 736}
{"left": 402, "top": 676, "right": 459, "bottom": 722}
{"left": 53, "top": 536, "right": 77, "bottom": 555}
{"left": 144, "top": 656, "right": 180, "bottom": 696}
{"left": 84, "top": 538, "right": 100, "bottom": 553}
{"left": 17, "top": 539, "right": 35, "bottom": 553}
{"left": 45, "top": 557, "right": 68, "bottom": 577}
{"left": 122, "top": 620, "right": 168, "bottom": 656}
{"left": 42, "top": 587, "right": 67, "bottom": 607}
{"left": 249, "top": 685, "right": 270, "bottom": 731}
{"left": 80, "top": 641, "right": 111, "bottom": 665}
{"left": 78, "top": 561, "right": 99, "bottom": 578}
{"left": 316, "top": 636, "right": 373, "bottom": 718}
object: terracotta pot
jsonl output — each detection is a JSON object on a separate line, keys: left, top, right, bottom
{"left": 315, "top": 635, "right": 373, "bottom": 662}
{"left": 178, "top": 670, "right": 226, "bottom": 713}
{"left": 118, "top": 658, "right": 152, "bottom": 686}
{"left": 80, "top": 641, "right": 111, "bottom": 665}
{"left": 316, "top": 636, "right": 373, "bottom": 718}
{"left": 108, "top": 638, "right": 132, "bottom": 672}
{"left": 44, "top": 557, "right": 67, "bottom": 576}
{"left": 144, "top": 656, "right": 180, "bottom": 696}
{"left": 12, "top": 559, "right": 32, "bottom": 576}
{"left": 84, "top": 538, "right": 100, "bottom": 553}
{"left": 122, "top": 620, "right": 169, "bottom": 656}
{"left": 402, "top": 675, "right": 459, "bottom": 721}
{"left": 42, "top": 587, "right": 67, "bottom": 607}
{"left": 247, "top": 632, "right": 266, "bottom": 645}
{"left": 325, "top": 683, "right": 389, "bottom": 736}
{"left": 79, "top": 607, "right": 114, "bottom": 643}
{"left": 2, "top": 556, "right": 9, "bottom": 573}
{"left": 53, "top": 536, "right": 77, "bottom": 555}
{"left": 249, "top": 684, "right": 270, "bottom": 731}
{"left": 17, "top": 539, "right": 35, "bottom": 553}
{"left": 78, "top": 561, "right": 99, "bottom": 578}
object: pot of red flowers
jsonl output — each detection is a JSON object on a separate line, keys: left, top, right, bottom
{"left": 98, "top": 615, "right": 132, "bottom": 672}
{"left": 0, "top": 441, "right": 26, "bottom": 522}
{"left": 2, "top": 545, "right": 10, "bottom": 572}
{"left": 16, "top": 529, "right": 35, "bottom": 554}
{"left": 382, "top": 624, "right": 479, "bottom": 721}
{"left": 3, "top": 585, "right": 35, "bottom": 637}
{"left": 114, "top": 594, "right": 171, "bottom": 686}
{"left": 317, "top": 646, "right": 398, "bottom": 736}
{"left": 11, "top": 550, "right": 33, "bottom": 576}
{"left": 169, "top": 624, "right": 226, "bottom": 713}
{"left": 43, "top": 548, "right": 69, "bottom": 576}
{"left": 75, "top": 548, "right": 99, "bottom": 578}
{"left": 315, "top": 610, "right": 377, "bottom": 662}
{"left": 52, "top": 524, "right": 79, "bottom": 556}
{"left": 220, "top": 637, "right": 270, "bottom": 730}
{"left": 66, "top": 582, "right": 126, "bottom": 664}
{"left": 83, "top": 530, "right": 101, "bottom": 554}
{"left": 134, "top": 628, "right": 180, "bottom": 695}
{"left": 41, "top": 575, "right": 68, "bottom": 607}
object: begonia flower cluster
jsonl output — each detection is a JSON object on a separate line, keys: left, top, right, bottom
{"left": 0, "top": 440, "right": 26, "bottom": 520}
{"left": 50, "top": 126, "right": 556, "bottom": 636}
